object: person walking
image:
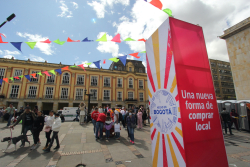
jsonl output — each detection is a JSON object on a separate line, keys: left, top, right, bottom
{"left": 105, "top": 113, "right": 113, "bottom": 140}
{"left": 127, "top": 110, "right": 136, "bottom": 144}
{"left": 141, "top": 106, "right": 147, "bottom": 126}
{"left": 125, "top": 110, "right": 130, "bottom": 138}
{"left": 10, "top": 106, "right": 36, "bottom": 147}
{"left": 230, "top": 109, "right": 239, "bottom": 131}
{"left": 31, "top": 111, "right": 44, "bottom": 150}
{"left": 43, "top": 110, "right": 54, "bottom": 150}
{"left": 137, "top": 109, "right": 143, "bottom": 129}
{"left": 5, "top": 103, "right": 16, "bottom": 127}
{"left": 98, "top": 106, "right": 103, "bottom": 113}
{"left": 79, "top": 102, "right": 86, "bottom": 125}
{"left": 120, "top": 107, "right": 126, "bottom": 128}
{"left": 221, "top": 108, "right": 233, "bottom": 135}
{"left": 33, "top": 106, "right": 38, "bottom": 115}
{"left": 95, "top": 111, "right": 106, "bottom": 141}
{"left": 44, "top": 113, "right": 61, "bottom": 152}
{"left": 91, "top": 107, "right": 99, "bottom": 135}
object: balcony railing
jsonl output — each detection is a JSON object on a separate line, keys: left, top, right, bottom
{"left": 44, "top": 95, "right": 53, "bottom": 99}
{"left": 117, "top": 98, "right": 122, "bottom": 101}
{"left": 26, "top": 94, "right": 37, "bottom": 99}
{"left": 47, "top": 80, "right": 55, "bottom": 84}
{"left": 125, "top": 98, "right": 137, "bottom": 101}
{"left": 75, "top": 96, "right": 83, "bottom": 100}
{"left": 90, "top": 97, "right": 97, "bottom": 101}
{"left": 104, "top": 83, "right": 110, "bottom": 87}
{"left": 117, "top": 84, "right": 122, "bottom": 88}
{"left": 60, "top": 96, "right": 69, "bottom": 100}
{"left": 9, "top": 94, "right": 18, "bottom": 99}
{"left": 103, "top": 97, "right": 110, "bottom": 101}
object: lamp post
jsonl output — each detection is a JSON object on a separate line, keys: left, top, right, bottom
{"left": 0, "top": 13, "right": 16, "bottom": 28}
{"left": 84, "top": 88, "right": 92, "bottom": 115}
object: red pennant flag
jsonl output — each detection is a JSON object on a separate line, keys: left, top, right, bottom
{"left": 77, "top": 64, "right": 86, "bottom": 71}
{"left": 138, "top": 38, "right": 146, "bottom": 42}
{"left": 67, "top": 37, "right": 80, "bottom": 42}
{"left": 30, "top": 73, "right": 37, "bottom": 78}
{"left": 40, "top": 39, "right": 52, "bottom": 44}
{"left": 103, "top": 59, "right": 106, "bottom": 64}
{"left": 14, "top": 76, "right": 19, "bottom": 79}
{"left": 129, "top": 52, "right": 140, "bottom": 59}
{"left": 42, "top": 71, "right": 51, "bottom": 76}
{"left": 111, "top": 34, "right": 121, "bottom": 43}
{"left": 150, "top": 0, "right": 163, "bottom": 10}
{"left": 3, "top": 78, "right": 9, "bottom": 83}
{"left": 61, "top": 66, "right": 70, "bottom": 71}
{"left": 0, "top": 33, "right": 8, "bottom": 43}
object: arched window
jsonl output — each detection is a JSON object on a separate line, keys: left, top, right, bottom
{"left": 129, "top": 78, "right": 133, "bottom": 88}
{"left": 62, "top": 73, "right": 70, "bottom": 84}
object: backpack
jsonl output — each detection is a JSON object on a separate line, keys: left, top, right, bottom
{"left": 119, "top": 112, "right": 123, "bottom": 122}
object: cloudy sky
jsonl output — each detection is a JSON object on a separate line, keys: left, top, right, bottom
{"left": 0, "top": 0, "right": 249, "bottom": 69}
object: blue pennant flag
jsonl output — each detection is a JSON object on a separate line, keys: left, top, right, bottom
{"left": 10, "top": 42, "right": 22, "bottom": 52}
{"left": 82, "top": 37, "right": 93, "bottom": 42}
{"left": 55, "top": 69, "right": 62, "bottom": 75}
{"left": 119, "top": 55, "right": 127, "bottom": 66}
{"left": 93, "top": 60, "right": 101, "bottom": 69}
{"left": 0, "top": 79, "right": 2, "bottom": 85}
{"left": 24, "top": 75, "right": 31, "bottom": 81}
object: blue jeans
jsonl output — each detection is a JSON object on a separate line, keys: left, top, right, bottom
{"left": 115, "top": 132, "right": 120, "bottom": 138}
{"left": 128, "top": 126, "right": 134, "bottom": 141}
{"left": 95, "top": 122, "right": 103, "bottom": 139}
{"left": 22, "top": 125, "right": 33, "bottom": 145}
{"left": 106, "top": 130, "right": 110, "bottom": 138}
{"left": 7, "top": 114, "right": 13, "bottom": 126}
{"left": 92, "top": 120, "right": 96, "bottom": 133}
{"left": 224, "top": 121, "right": 232, "bottom": 134}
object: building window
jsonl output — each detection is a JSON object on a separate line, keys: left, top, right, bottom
{"left": 139, "top": 92, "right": 144, "bottom": 102}
{"left": 62, "top": 73, "right": 70, "bottom": 84}
{"left": 118, "top": 66, "right": 122, "bottom": 71}
{"left": 30, "top": 71, "right": 39, "bottom": 82}
{"left": 10, "top": 85, "right": 19, "bottom": 98}
{"left": 139, "top": 80, "right": 143, "bottom": 89}
{"left": 103, "top": 90, "right": 110, "bottom": 101}
{"left": 128, "top": 92, "right": 133, "bottom": 100}
{"left": 76, "top": 88, "right": 83, "bottom": 100}
{"left": 77, "top": 75, "right": 84, "bottom": 85}
{"left": 213, "top": 75, "right": 218, "bottom": 80}
{"left": 47, "top": 74, "right": 55, "bottom": 84}
{"left": 45, "top": 87, "right": 54, "bottom": 99}
{"left": 104, "top": 77, "right": 110, "bottom": 87}
{"left": 61, "top": 88, "right": 69, "bottom": 99}
{"left": 129, "top": 78, "right": 133, "bottom": 88}
{"left": 14, "top": 70, "right": 22, "bottom": 81}
{"left": 139, "top": 68, "right": 143, "bottom": 73}
{"left": 90, "top": 89, "right": 97, "bottom": 100}
{"left": 91, "top": 76, "right": 98, "bottom": 86}
{"left": 117, "top": 78, "right": 122, "bottom": 87}
{"left": 129, "top": 67, "right": 132, "bottom": 72}
{"left": 0, "top": 68, "right": 5, "bottom": 79}
{"left": 28, "top": 86, "right": 37, "bottom": 98}
{"left": 117, "top": 92, "right": 122, "bottom": 101}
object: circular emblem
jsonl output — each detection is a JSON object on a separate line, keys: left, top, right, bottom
{"left": 150, "top": 89, "right": 178, "bottom": 134}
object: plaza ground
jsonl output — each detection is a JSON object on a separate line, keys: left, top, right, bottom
{"left": 0, "top": 122, "right": 250, "bottom": 167}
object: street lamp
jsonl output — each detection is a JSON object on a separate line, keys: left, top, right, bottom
{"left": 0, "top": 13, "right": 16, "bottom": 28}
{"left": 84, "top": 88, "right": 92, "bottom": 115}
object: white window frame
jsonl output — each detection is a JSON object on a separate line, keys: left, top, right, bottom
{"left": 129, "top": 78, "right": 133, "bottom": 88}
{"left": 139, "top": 92, "right": 144, "bottom": 102}
{"left": 45, "top": 87, "right": 54, "bottom": 99}
{"left": 117, "top": 91, "right": 122, "bottom": 101}
{"left": 30, "top": 71, "right": 39, "bottom": 82}
{"left": 103, "top": 90, "right": 110, "bottom": 101}
{"left": 13, "top": 69, "right": 23, "bottom": 81}
{"left": 128, "top": 92, "right": 133, "bottom": 100}
{"left": 139, "top": 80, "right": 143, "bottom": 89}
{"left": 0, "top": 68, "right": 6, "bottom": 80}
{"left": 28, "top": 86, "right": 38, "bottom": 98}
{"left": 91, "top": 76, "right": 98, "bottom": 86}
{"left": 104, "top": 77, "right": 110, "bottom": 87}
{"left": 47, "top": 74, "right": 56, "bottom": 84}
{"left": 62, "top": 72, "right": 70, "bottom": 84}
{"left": 61, "top": 87, "right": 69, "bottom": 99}
{"left": 76, "top": 75, "right": 84, "bottom": 85}
{"left": 75, "top": 88, "right": 84, "bottom": 100}
{"left": 117, "top": 78, "right": 122, "bottom": 88}
{"left": 90, "top": 89, "right": 97, "bottom": 100}
{"left": 129, "top": 67, "right": 132, "bottom": 72}
{"left": 10, "top": 85, "right": 20, "bottom": 98}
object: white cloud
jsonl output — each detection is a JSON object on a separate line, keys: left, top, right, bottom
{"left": 96, "top": 32, "right": 119, "bottom": 57}
{"left": 62, "top": 30, "right": 66, "bottom": 33}
{"left": 3, "top": 55, "right": 14, "bottom": 59}
{"left": 75, "top": 56, "right": 79, "bottom": 60}
{"left": 127, "top": 55, "right": 134, "bottom": 60}
{"left": 87, "top": 0, "right": 129, "bottom": 18}
{"left": 24, "top": 54, "right": 45, "bottom": 62}
{"left": 88, "top": 52, "right": 91, "bottom": 54}
{"left": 58, "top": 0, "right": 73, "bottom": 18}
{"left": 0, "top": 50, "right": 3, "bottom": 55}
{"left": 4, "top": 50, "right": 20, "bottom": 55}
{"left": 81, "top": 61, "right": 96, "bottom": 68}
{"left": 71, "top": 2, "right": 78, "bottom": 9}
{"left": 16, "top": 32, "right": 54, "bottom": 55}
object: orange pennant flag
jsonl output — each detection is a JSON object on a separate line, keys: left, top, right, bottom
{"left": 103, "top": 59, "right": 106, "bottom": 64}
{"left": 138, "top": 38, "right": 146, "bottom": 42}
{"left": 0, "top": 33, "right": 8, "bottom": 43}
{"left": 129, "top": 52, "right": 140, "bottom": 59}
{"left": 61, "top": 66, "right": 70, "bottom": 71}
{"left": 40, "top": 39, "right": 52, "bottom": 44}
{"left": 30, "top": 73, "right": 37, "bottom": 78}
{"left": 67, "top": 37, "right": 80, "bottom": 42}
{"left": 14, "top": 76, "right": 19, "bottom": 79}
{"left": 150, "top": 0, "right": 163, "bottom": 10}
{"left": 3, "top": 78, "right": 8, "bottom": 83}
{"left": 77, "top": 64, "right": 86, "bottom": 71}
{"left": 42, "top": 71, "right": 51, "bottom": 76}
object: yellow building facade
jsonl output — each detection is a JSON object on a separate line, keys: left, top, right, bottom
{"left": 0, "top": 58, "right": 148, "bottom": 112}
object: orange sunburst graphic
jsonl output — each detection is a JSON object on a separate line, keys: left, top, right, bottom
{"left": 146, "top": 19, "right": 186, "bottom": 167}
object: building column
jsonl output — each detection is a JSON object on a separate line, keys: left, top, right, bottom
{"left": 18, "top": 100, "right": 25, "bottom": 111}
{"left": 53, "top": 102, "right": 58, "bottom": 112}
{"left": 99, "top": 76, "right": 103, "bottom": 101}
{"left": 37, "top": 101, "right": 42, "bottom": 111}
{"left": 70, "top": 73, "right": 75, "bottom": 101}
{"left": 3, "top": 67, "right": 12, "bottom": 97}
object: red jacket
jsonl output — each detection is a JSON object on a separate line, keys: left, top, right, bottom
{"left": 97, "top": 113, "right": 106, "bottom": 123}
{"left": 91, "top": 111, "right": 99, "bottom": 121}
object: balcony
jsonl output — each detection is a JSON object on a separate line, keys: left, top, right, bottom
{"left": 117, "top": 98, "right": 122, "bottom": 101}
{"left": 47, "top": 80, "right": 55, "bottom": 84}
{"left": 26, "top": 94, "right": 37, "bottom": 99}
{"left": 9, "top": 94, "right": 18, "bottom": 99}
{"left": 62, "top": 81, "right": 69, "bottom": 85}
{"left": 104, "top": 83, "right": 110, "bottom": 87}
{"left": 76, "top": 82, "right": 84, "bottom": 85}
{"left": 60, "top": 96, "right": 68, "bottom": 100}
{"left": 44, "top": 95, "right": 53, "bottom": 99}
{"left": 103, "top": 97, "right": 110, "bottom": 101}
{"left": 75, "top": 96, "right": 83, "bottom": 100}
{"left": 90, "top": 97, "right": 97, "bottom": 101}
{"left": 125, "top": 98, "right": 137, "bottom": 102}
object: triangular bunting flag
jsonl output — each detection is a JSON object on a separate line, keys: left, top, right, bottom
{"left": 49, "top": 70, "right": 56, "bottom": 75}
{"left": 124, "top": 37, "right": 136, "bottom": 41}
{"left": 96, "top": 33, "right": 107, "bottom": 42}
{"left": 86, "top": 63, "right": 92, "bottom": 66}
{"left": 93, "top": 60, "right": 101, "bottom": 69}
{"left": 129, "top": 52, "right": 140, "bottom": 59}
{"left": 25, "top": 42, "right": 37, "bottom": 49}
{"left": 140, "top": 51, "right": 146, "bottom": 53}
{"left": 55, "top": 69, "right": 62, "bottom": 74}
{"left": 9, "top": 77, "right": 14, "bottom": 81}
{"left": 70, "top": 65, "right": 77, "bottom": 68}
{"left": 0, "top": 33, "right": 8, "bottom": 43}
{"left": 119, "top": 55, "right": 127, "bottom": 66}
{"left": 163, "top": 8, "right": 172, "bottom": 16}
{"left": 37, "top": 72, "right": 43, "bottom": 77}
{"left": 42, "top": 71, "right": 51, "bottom": 76}
{"left": 3, "top": 78, "right": 8, "bottom": 83}
{"left": 0, "top": 79, "right": 2, "bottom": 85}
{"left": 61, "top": 66, "right": 70, "bottom": 71}
{"left": 24, "top": 75, "right": 31, "bottom": 81}
{"left": 10, "top": 42, "right": 22, "bottom": 52}
{"left": 19, "top": 75, "right": 24, "bottom": 78}
{"left": 40, "top": 39, "right": 52, "bottom": 44}
{"left": 77, "top": 64, "right": 86, "bottom": 71}
{"left": 30, "top": 73, "right": 37, "bottom": 78}
{"left": 53, "top": 39, "right": 65, "bottom": 45}
{"left": 109, "top": 58, "right": 119, "bottom": 63}
{"left": 150, "top": 0, "right": 163, "bottom": 10}
{"left": 14, "top": 76, "right": 19, "bottom": 79}
{"left": 82, "top": 37, "right": 93, "bottom": 42}
{"left": 67, "top": 37, "right": 80, "bottom": 42}
{"left": 138, "top": 38, "right": 146, "bottom": 42}
{"left": 103, "top": 59, "right": 106, "bottom": 64}
{"left": 111, "top": 34, "right": 121, "bottom": 43}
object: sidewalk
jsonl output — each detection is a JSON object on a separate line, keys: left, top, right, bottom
{"left": 0, "top": 122, "right": 250, "bottom": 167}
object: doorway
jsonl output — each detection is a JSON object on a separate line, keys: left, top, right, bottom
{"left": 58, "top": 103, "right": 69, "bottom": 110}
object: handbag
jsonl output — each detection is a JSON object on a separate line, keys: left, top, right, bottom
{"left": 114, "top": 123, "right": 121, "bottom": 132}
{"left": 131, "top": 123, "right": 137, "bottom": 129}
{"left": 44, "top": 126, "right": 51, "bottom": 132}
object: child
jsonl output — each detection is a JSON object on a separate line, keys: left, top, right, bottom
{"left": 105, "top": 113, "right": 113, "bottom": 140}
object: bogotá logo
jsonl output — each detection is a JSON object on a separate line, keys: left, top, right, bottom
{"left": 150, "top": 89, "right": 178, "bottom": 134}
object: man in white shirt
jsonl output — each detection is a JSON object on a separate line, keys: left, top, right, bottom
{"left": 98, "top": 106, "right": 103, "bottom": 113}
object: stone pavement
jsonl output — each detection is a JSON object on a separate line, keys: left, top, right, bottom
{"left": 0, "top": 122, "right": 249, "bottom": 167}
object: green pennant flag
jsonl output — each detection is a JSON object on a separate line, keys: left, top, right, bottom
{"left": 124, "top": 37, "right": 136, "bottom": 41}
{"left": 53, "top": 39, "right": 65, "bottom": 45}
{"left": 49, "top": 70, "right": 56, "bottom": 75}
{"left": 163, "top": 8, "right": 172, "bottom": 16}
{"left": 19, "top": 75, "right": 24, "bottom": 78}
{"left": 70, "top": 65, "right": 77, "bottom": 68}
{"left": 140, "top": 51, "right": 146, "bottom": 53}
{"left": 9, "top": 77, "right": 14, "bottom": 81}
{"left": 86, "top": 62, "right": 92, "bottom": 66}
{"left": 96, "top": 33, "right": 107, "bottom": 42}
{"left": 109, "top": 57, "right": 119, "bottom": 63}
{"left": 37, "top": 72, "right": 43, "bottom": 77}
{"left": 25, "top": 42, "right": 37, "bottom": 49}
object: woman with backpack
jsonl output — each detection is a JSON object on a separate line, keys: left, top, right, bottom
{"left": 126, "top": 110, "right": 136, "bottom": 144}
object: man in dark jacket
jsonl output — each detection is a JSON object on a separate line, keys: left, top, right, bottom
{"left": 221, "top": 108, "right": 233, "bottom": 135}
{"left": 10, "top": 106, "right": 36, "bottom": 147}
